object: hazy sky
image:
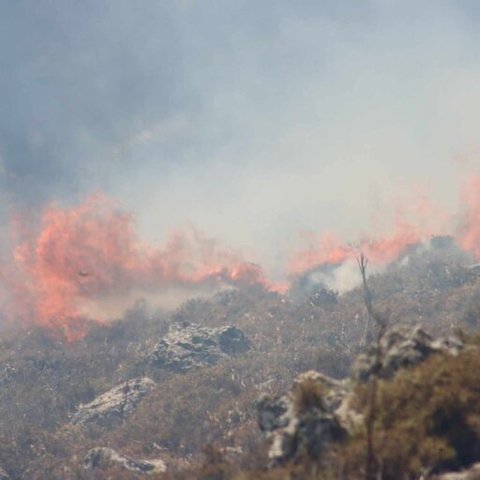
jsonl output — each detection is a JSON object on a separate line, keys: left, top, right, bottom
{"left": 1, "top": 1, "right": 480, "bottom": 274}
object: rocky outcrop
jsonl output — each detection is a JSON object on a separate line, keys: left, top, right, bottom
{"left": 353, "top": 325, "right": 463, "bottom": 382}
{"left": 84, "top": 447, "right": 166, "bottom": 475}
{"left": 71, "top": 377, "right": 156, "bottom": 427}
{"left": 147, "top": 322, "right": 250, "bottom": 372}
{"left": 257, "top": 371, "right": 346, "bottom": 464}
{"left": 256, "top": 326, "right": 465, "bottom": 465}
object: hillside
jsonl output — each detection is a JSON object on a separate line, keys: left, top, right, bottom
{"left": 0, "top": 239, "right": 480, "bottom": 479}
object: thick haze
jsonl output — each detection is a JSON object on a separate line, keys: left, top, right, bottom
{"left": 2, "top": 1, "right": 480, "bottom": 277}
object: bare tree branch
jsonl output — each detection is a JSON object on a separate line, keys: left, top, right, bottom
{"left": 357, "top": 253, "right": 389, "bottom": 480}
{"left": 357, "top": 253, "right": 373, "bottom": 346}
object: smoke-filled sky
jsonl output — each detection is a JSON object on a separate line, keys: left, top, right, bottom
{"left": 2, "top": 0, "right": 480, "bottom": 276}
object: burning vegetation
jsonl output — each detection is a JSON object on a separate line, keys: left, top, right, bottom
{"left": 5, "top": 3, "right": 480, "bottom": 478}
{"left": 1, "top": 174, "right": 480, "bottom": 340}
{"left": 2, "top": 195, "right": 278, "bottom": 339}
{"left": 0, "top": 193, "right": 479, "bottom": 480}
{"left": 0, "top": 175, "right": 479, "bottom": 477}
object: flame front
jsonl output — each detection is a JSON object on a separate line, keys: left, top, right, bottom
{"left": 457, "top": 175, "right": 480, "bottom": 259}
{"left": 2, "top": 174, "right": 480, "bottom": 340}
{"left": 5, "top": 194, "right": 275, "bottom": 339}
{"left": 289, "top": 174, "right": 480, "bottom": 275}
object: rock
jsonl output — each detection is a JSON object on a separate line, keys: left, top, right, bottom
{"left": 84, "top": 447, "right": 166, "bottom": 475}
{"left": 353, "top": 325, "right": 463, "bottom": 382}
{"left": 71, "top": 377, "right": 156, "bottom": 427}
{"left": 335, "top": 391, "right": 364, "bottom": 433}
{"left": 433, "top": 463, "right": 480, "bottom": 480}
{"left": 257, "top": 394, "right": 291, "bottom": 433}
{"left": 257, "top": 371, "right": 346, "bottom": 464}
{"left": 147, "top": 322, "right": 250, "bottom": 372}
{"left": 256, "top": 327, "right": 468, "bottom": 467}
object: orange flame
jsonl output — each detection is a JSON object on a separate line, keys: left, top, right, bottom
{"left": 288, "top": 222, "right": 422, "bottom": 276}
{"left": 6, "top": 194, "right": 276, "bottom": 339}
{"left": 457, "top": 174, "right": 480, "bottom": 259}
{"left": 288, "top": 173, "right": 480, "bottom": 275}
{"left": 3, "top": 173, "right": 480, "bottom": 340}
{"left": 288, "top": 233, "right": 354, "bottom": 274}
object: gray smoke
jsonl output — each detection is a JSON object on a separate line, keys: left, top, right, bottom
{"left": 1, "top": 1, "right": 480, "bottom": 278}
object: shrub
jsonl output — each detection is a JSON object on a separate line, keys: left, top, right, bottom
{"left": 338, "top": 346, "right": 480, "bottom": 479}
